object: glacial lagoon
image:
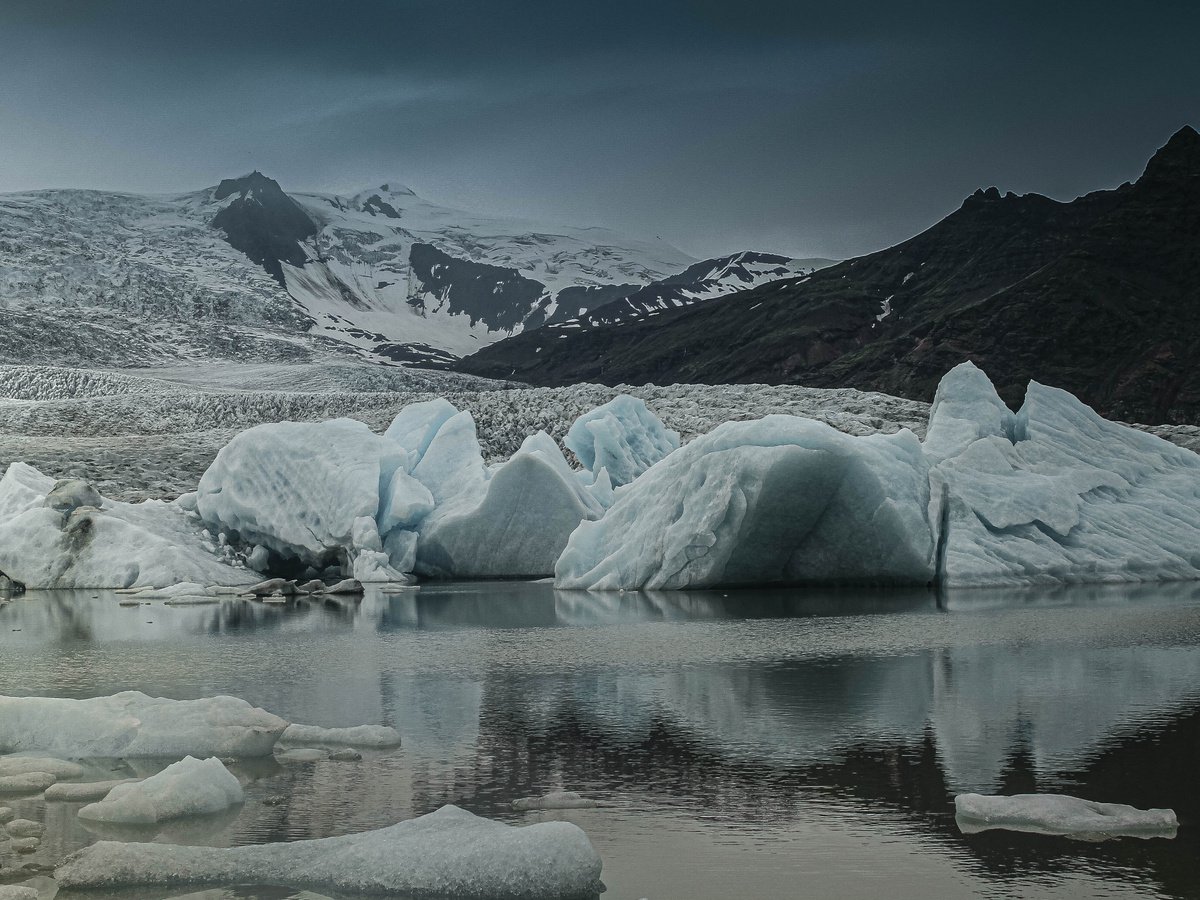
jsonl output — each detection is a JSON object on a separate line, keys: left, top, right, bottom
{"left": 2, "top": 581, "right": 1199, "bottom": 899}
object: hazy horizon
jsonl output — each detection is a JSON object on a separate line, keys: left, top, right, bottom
{"left": 2, "top": 1, "right": 1196, "bottom": 261}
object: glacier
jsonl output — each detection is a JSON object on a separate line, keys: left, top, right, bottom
{"left": 55, "top": 804, "right": 604, "bottom": 899}
{"left": 77, "top": 756, "right": 243, "bottom": 825}
{"left": 955, "top": 793, "right": 1178, "bottom": 839}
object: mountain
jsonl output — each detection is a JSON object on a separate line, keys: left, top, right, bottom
{"left": 458, "top": 126, "right": 1200, "bottom": 424}
{"left": 0, "top": 173, "right": 717, "bottom": 367}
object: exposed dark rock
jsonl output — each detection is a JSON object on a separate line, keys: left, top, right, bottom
{"left": 459, "top": 126, "right": 1200, "bottom": 425}
{"left": 210, "top": 172, "right": 318, "bottom": 285}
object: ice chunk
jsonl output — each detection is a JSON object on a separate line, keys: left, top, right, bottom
{"left": 78, "top": 756, "right": 243, "bottom": 824}
{"left": 0, "top": 885, "right": 38, "bottom": 900}
{"left": 196, "top": 419, "right": 409, "bottom": 572}
{"left": 417, "top": 431, "right": 604, "bottom": 578}
{"left": 557, "top": 416, "right": 935, "bottom": 590}
{"left": 930, "top": 363, "right": 1200, "bottom": 586}
{"left": 279, "top": 723, "right": 401, "bottom": 749}
{"left": 383, "top": 397, "right": 458, "bottom": 462}
{"left": 0, "top": 692, "right": 287, "bottom": 757}
{"left": 5, "top": 819, "right": 44, "bottom": 838}
{"left": 378, "top": 468, "right": 436, "bottom": 534}
{"left": 512, "top": 791, "right": 600, "bottom": 811}
{"left": 43, "top": 477, "right": 103, "bottom": 513}
{"left": 564, "top": 394, "right": 680, "bottom": 487}
{"left": 0, "top": 464, "right": 254, "bottom": 590}
{"left": 0, "top": 807, "right": 11, "bottom": 823}
{"left": 276, "top": 748, "right": 326, "bottom": 763}
{"left": 45, "top": 778, "right": 141, "bottom": 802}
{"left": 0, "top": 773, "right": 56, "bottom": 794}
{"left": 0, "top": 757, "right": 84, "bottom": 778}
{"left": 407, "top": 409, "right": 488, "bottom": 512}
{"left": 955, "top": 793, "right": 1178, "bottom": 839}
{"left": 56, "top": 804, "right": 603, "bottom": 898}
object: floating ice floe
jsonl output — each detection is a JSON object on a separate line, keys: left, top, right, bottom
{"left": 0, "top": 465, "right": 255, "bottom": 590}
{"left": 5, "top": 819, "right": 43, "bottom": 838}
{"left": 955, "top": 793, "right": 1178, "bottom": 839}
{"left": 279, "top": 723, "right": 401, "bottom": 749}
{"left": 0, "top": 885, "right": 39, "bottom": 900}
{"left": 45, "top": 778, "right": 141, "bottom": 802}
{"left": 78, "top": 756, "right": 243, "bottom": 825}
{"left": 56, "top": 804, "right": 604, "bottom": 899}
{"left": 512, "top": 791, "right": 601, "bottom": 811}
{"left": 0, "top": 692, "right": 287, "bottom": 757}
{"left": 0, "top": 756, "right": 84, "bottom": 779}
{"left": 0, "top": 773, "right": 57, "bottom": 794}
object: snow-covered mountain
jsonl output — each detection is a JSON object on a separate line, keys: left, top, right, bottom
{"left": 0, "top": 172, "right": 809, "bottom": 369}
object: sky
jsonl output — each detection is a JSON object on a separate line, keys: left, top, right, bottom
{"left": 0, "top": 1, "right": 1197, "bottom": 261}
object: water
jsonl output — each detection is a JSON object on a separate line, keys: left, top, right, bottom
{"left": 2, "top": 581, "right": 1200, "bottom": 899}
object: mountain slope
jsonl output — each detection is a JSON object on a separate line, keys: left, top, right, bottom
{"left": 459, "top": 126, "right": 1200, "bottom": 424}
{"left": 0, "top": 175, "right": 698, "bottom": 367}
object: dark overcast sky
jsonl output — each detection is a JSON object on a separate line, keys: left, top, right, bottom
{"left": 0, "top": 1, "right": 1196, "bottom": 260}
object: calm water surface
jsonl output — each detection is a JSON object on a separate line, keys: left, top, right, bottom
{"left": 2, "top": 581, "right": 1199, "bottom": 899}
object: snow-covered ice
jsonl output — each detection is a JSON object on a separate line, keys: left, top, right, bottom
{"left": 78, "top": 756, "right": 243, "bottom": 825}
{"left": 56, "top": 804, "right": 604, "bottom": 898}
{"left": 279, "top": 724, "right": 402, "bottom": 748}
{"left": 513, "top": 791, "right": 601, "bottom": 811}
{"left": 0, "top": 692, "right": 287, "bottom": 757}
{"left": 955, "top": 793, "right": 1178, "bottom": 839}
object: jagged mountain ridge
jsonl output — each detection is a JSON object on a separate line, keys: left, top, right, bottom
{"left": 0, "top": 173, "right": 814, "bottom": 368}
{"left": 459, "top": 126, "right": 1200, "bottom": 425}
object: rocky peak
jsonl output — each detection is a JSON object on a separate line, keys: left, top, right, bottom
{"left": 1139, "top": 125, "right": 1200, "bottom": 185}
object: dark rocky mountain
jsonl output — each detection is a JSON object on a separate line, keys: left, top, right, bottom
{"left": 210, "top": 172, "right": 318, "bottom": 284}
{"left": 458, "top": 126, "right": 1200, "bottom": 425}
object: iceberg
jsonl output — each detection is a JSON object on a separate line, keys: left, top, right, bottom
{"left": 0, "top": 886, "right": 38, "bottom": 900}
{"left": 558, "top": 362, "right": 1200, "bottom": 589}
{"left": 5, "top": 819, "right": 43, "bottom": 838}
{"left": 556, "top": 416, "right": 936, "bottom": 590}
{"left": 416, "top": 432, "right": 604, "bottom": 578}
{"left": 0, "top": 464, "right": 254, "bottom": 589}
{"left": 564, "top": 394, "right": 680, "bottom": 487}
{"left": 929, "top": 364, "right": 1200, "bottom": 586}
{"left": 279, "top": 723, "right": 402, "bottom": 748}
{"left": 78, "top": 756, "right": 243, "bottom": 825}
{"left": 0, "top": 773, "right": 56, "bottom": 794}
{"left": 56, "top": 804, "right": 604, "bottom": 899}
{"left": 196, "top": 419, "right": 411, "bottom": 581}
{"left": 0, "top": 756, "right": 84, "bottom": 778}
{"left": 954, "top": 793, "right": 1178, "bottom": 839}
{"left": 0, "top": 692, "right": 288, "bottom": 757}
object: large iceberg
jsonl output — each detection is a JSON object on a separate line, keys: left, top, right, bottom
{"left": 955, "top": 793, "right": 1178, "bottom": 839}
{"left": 564, "top": 394, "right": 680, "bottom": 488}
{"left": 929, "top": 364, "right": 1200, "bottom": 586}
{"left": 0, "top": 463, "right": 253, "bottom": 589}
{"left": 0, "top": 692, "right": 288, "bottom": 757}
{"left": 56, "top": 804, "right": 604, "bottom": 898}
{"left": 195, "top": 419, "right": 412, "bottom": 581}
{"left": 78, "top": 756, "right": 243, "bottom": 824}
{"left": 557, "top": 362, "right": 1200, "bottom": 590}
{"left": 556, "top": 416, "right": 936, "bottom": 590}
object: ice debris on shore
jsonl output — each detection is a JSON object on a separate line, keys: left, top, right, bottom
{"left": 78, "top": 756, "right": 243, "bottom": 824}
{"left": 0, "top": 692, "right": 287, "bottom": 757}
{"left": 955, "top": 793, "right": 1178, "bottom": 839}
{"left": 56, "top": 804, "right": 604, "bottom": 898}
{"left": 6, "top": 366, "right": 1200, "bottom": 589}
